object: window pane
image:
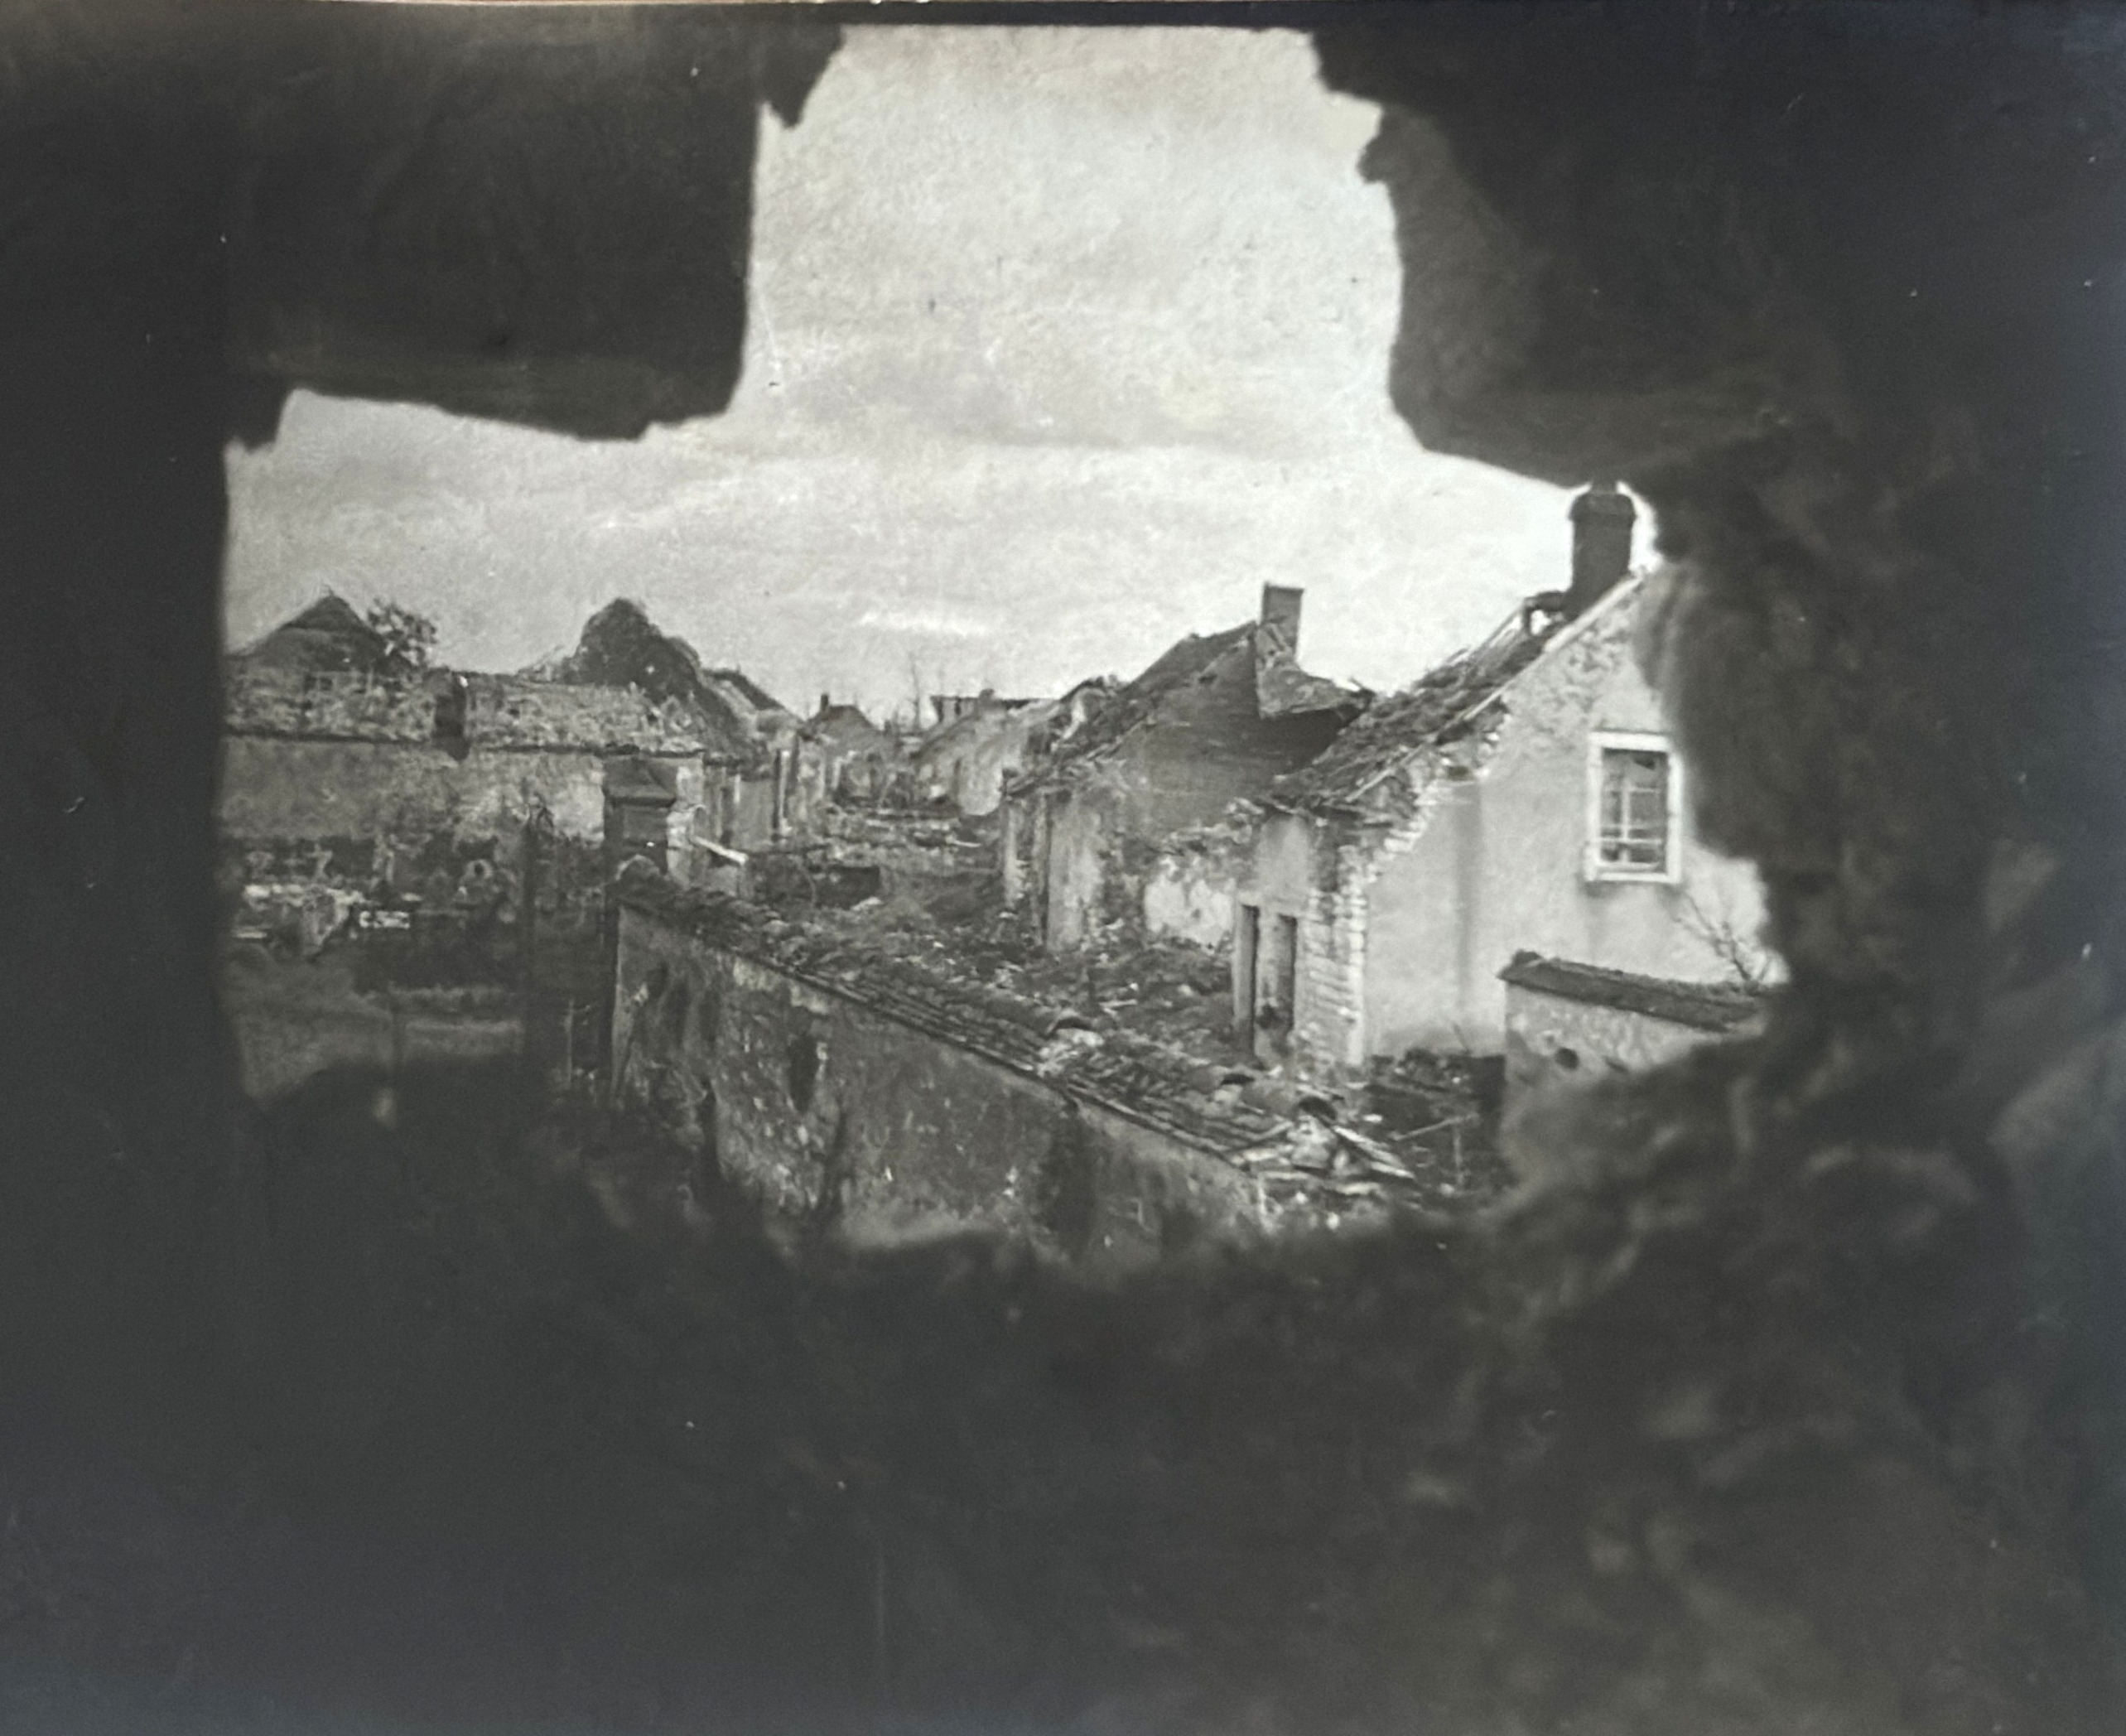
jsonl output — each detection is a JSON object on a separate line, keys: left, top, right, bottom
{"left": 1598, "top": 747, "right": 1670, "bottom": 871}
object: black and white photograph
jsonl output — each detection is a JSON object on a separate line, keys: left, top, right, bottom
{"left": 6, "top": 2, "right": 2126, "bottom": 1732}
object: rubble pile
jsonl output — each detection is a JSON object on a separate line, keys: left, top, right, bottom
{"left": 1357, "top": 1045, "right": 1513, "bottom": 1204}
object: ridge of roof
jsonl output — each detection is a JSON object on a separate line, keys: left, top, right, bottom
{"left": 707, "top": 667, "right": 789, "bottom": 716}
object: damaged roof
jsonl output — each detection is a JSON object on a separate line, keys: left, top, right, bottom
{"left": 706, "top": 667, "right": 791, "bottom": 718}
{"left": 1270, "top": 571, "right": 1647, "bottom": 820}
{"left": 1500, "top": 951, "right": 1767, "bottom": 1034}
{"left": 234, "top": 594, "right": 393, "bottom": 673}
{"left": 1009, "top": 618, "right": 1363, "bottom": 795}
{"left": 615, "top": 864, "right": 1297, "bottom": 1158}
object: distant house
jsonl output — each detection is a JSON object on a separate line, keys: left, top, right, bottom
{"left": 911, "top": 680, "right": 1109, "bottom": 818}
{"left": 220, "top": 603, "right": 706, "bottom": 899}
{"left": 1232, "top": 486, "right": 1772, "bottom": 1079}
{"left": 1498, "top": 952, "right": 1767, "bottom": 1121}
{"left": 810, "top": 695, "right": 897, "bottom": 803}
{"left": 1000, "top": 586, "right": 1367, "bottom": 952}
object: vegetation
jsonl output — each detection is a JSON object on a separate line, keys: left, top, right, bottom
{"left": 364, "top": 600, "right": 439, "bottom": 673}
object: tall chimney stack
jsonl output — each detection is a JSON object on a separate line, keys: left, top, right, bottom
{"left": 1567, "top": 482, "right": 1636, "bottom": 615}
{"left": 1260, "top": 584, "right": 1304, "bottom": 655}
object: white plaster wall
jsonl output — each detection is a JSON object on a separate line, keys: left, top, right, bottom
{"left": 1359, "top": 597, "right": 1772, "bottom": 1057}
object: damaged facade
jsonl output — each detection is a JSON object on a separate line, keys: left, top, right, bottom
{"left": 1000, "top": 586, "right": 1365, "bottom": 952}
{"left": 546, "top": 599, "right": 831, "bottom": 862}
{"left": 1235, "top": 487, "right": 1771, "bottom": 1078}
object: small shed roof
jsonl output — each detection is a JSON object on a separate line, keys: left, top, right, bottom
{"left": 1499, "top": 951, "right": 1767, "bottom": 1034}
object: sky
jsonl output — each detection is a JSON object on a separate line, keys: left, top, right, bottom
{"left": 224, "top": 26, "right": 1627, "bottom": 723}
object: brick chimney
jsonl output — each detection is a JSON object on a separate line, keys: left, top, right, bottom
{"left": 1567, "top": 482, "right": 1636, "bottom": 615}
{"left": 819, "top": 691, "right": 832, "bottom": 717}
{"left": 1260, "top": 584, "right": 1304, "bottom": 653}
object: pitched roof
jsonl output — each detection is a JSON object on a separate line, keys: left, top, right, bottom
{"left": 813, "top": 702, "right": 890, "bottom": 749}
{"left": 1254, "top": 610, "right": 1360, "bottom": 717}
{"left": 1499, "top": 952, "right": 1767, "bottom": 1034}
{"left": 1270, "top": 571, "right": 1647, "bottom": 819}
{"left": 706, "top": 667, "right": 788, "bottom": 716}
{"left": 1005, "top": 617, "right": 1362, "bottom": 797}
{"left": 237, "top": 595, "right": 393, "bottom": 673}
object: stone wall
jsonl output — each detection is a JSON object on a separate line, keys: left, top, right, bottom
{"left": 610, "top": 870, "right": 1294, "bottom": 1264}
{"left": 224, "top": 663, "right": 701, "bottom": 755}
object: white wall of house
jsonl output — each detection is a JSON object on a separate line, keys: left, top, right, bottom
{"left": 1361, "top": 601, "right": 1769, "bottom": 1058}
{"left": 1238, "top": 590, "right": 1772, "bottom": 1073}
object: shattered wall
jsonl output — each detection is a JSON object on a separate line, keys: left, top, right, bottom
{"left": 1237, "top": 808, "right": 1369, "bottom": 1078}
{"left": 917, "top": 705, "right": 1044, "bottom": 818}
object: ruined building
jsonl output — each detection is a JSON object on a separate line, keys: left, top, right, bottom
{"left": 910, "top": 679, "right": 1108, "bottom": 817}
{"left": 1235, "top": 488, "right": 1770, "bottom": 1078}
{"left": 1000, "top": 586, "right": 1367, "bottom": 951}
{"left": 808, "top": 693, "right": 896, "bottom": 803}
{"left": 220, "top": 598, "right": 706, "bottom": 902}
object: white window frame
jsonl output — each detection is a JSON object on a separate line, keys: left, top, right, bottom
{"left": 1584, "top": 730, "right": 1685, "bottom": 885}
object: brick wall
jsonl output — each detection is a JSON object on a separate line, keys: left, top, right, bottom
{"left": 1290, "top": 833, "right": 1371, "bottom": 1078}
